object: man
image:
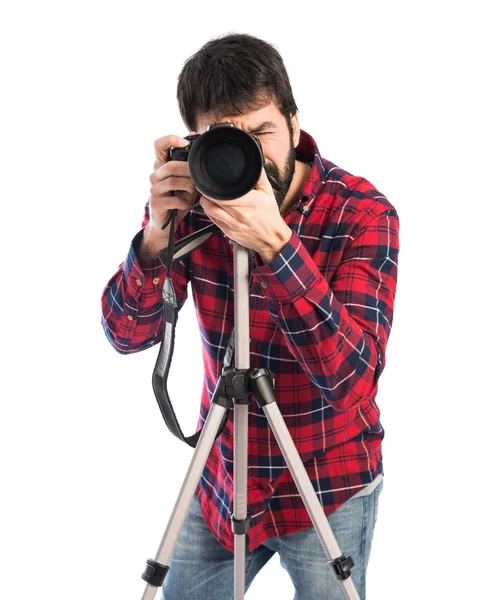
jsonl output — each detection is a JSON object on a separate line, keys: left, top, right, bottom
{"left": 101, "top": 33, "right": 399, "bottom": 599}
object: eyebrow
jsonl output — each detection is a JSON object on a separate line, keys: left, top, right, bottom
{"left": 247, "top": 121, "right": 277, "bottom": 134}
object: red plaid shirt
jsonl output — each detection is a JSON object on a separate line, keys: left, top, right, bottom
{"left": 101, "top": 130, "right": 399, "bottom": 552}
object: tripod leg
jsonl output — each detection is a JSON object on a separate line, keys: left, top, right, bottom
{"left": 140, "top": 401, "right": 229, "bottom": 600}
{"left": 233, "top": 403, "right": 249, "bottom": 600}
{"left": 232, "top": 242, "right": 252, "bottom": 600}
{"left": 263, "top": 401, "right": 360, "bottom": 600}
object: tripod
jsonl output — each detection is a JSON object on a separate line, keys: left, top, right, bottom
{"left": 140, "top": 241, "right": 361, "bottom": 600}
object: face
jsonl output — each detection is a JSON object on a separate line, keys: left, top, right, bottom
{"left": 196, "top": 100, "right": 300, "bottom": 208}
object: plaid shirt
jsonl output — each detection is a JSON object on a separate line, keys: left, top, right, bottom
{"left": 101, "top": 130, "right": 399, "bottom": 553}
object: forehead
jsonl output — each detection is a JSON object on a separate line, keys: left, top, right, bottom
{"left": 196, "top": 101, "right": 284, "bottom": 132}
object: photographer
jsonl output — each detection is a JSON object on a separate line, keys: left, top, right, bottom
{"left": 101, "top": 33, "right": 399, "bottom": 600}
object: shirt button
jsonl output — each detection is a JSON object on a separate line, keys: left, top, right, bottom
{"left": 261, "top": 282, "right": 268, "bottom": 289}
{"left": 127, "top": 315, "right": 133, "bottom": 321}
{"left": 153, "top": 277, "right": 160, "bottom": 285}
{"left": 135, "top": 279, "right": 142, "bottom": 286}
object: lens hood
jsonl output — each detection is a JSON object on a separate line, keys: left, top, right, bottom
{"left": 188, "top": 123, "right": 264, "bottom": 200}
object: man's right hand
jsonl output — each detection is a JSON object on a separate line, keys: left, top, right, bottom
{"left": 140, "top": 133, "right": 199, "bottom": 261}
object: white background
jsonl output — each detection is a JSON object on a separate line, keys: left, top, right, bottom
{"left": 1, "top": 1, "right": 500, "bottom": 598}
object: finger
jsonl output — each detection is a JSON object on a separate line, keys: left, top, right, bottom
{"left": 156, "top": 176, "right": 196, "bottom": 196}
{"left": 203, "top": 210, "right": 231, "bottom": 237}
{"left": 199, "top": 197, "right": 236, "bottom": 227}
{"left": 154, "top": 134, "right": 190, "bottom": 153}
{"left": 156, "top": 195, "right": 190, "bottom": 212}
{"left": 153, "top": 160, "right": 190, "bottom": 182}
{"left": 197, "top": 193, "right": 225, "bottom": 205}
{"left": 196, "top": 190, "right": 239, "bottom": 206}
{"left": 255, "top": 166, "right": 274, "bottom": 195}
{"left": 167, "top": 190, "right": 194, "bottom": 203}
{"left": 153, "top": 134, "right": 190, "bottom": 168}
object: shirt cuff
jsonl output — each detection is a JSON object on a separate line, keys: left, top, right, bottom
{"left": 252, "top": 231, "right": 323, "bottom": 303}
{"left": 122, "top": 229, "right": 167, "bottom": 301}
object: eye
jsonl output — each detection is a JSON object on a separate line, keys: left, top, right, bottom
{"left": 254, "top": 131, "right": 272, "bottom": 136}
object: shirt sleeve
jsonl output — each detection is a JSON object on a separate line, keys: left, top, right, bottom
{"left": 101, "top": 201, "right": 191, "bottom": 354}
{"left": 251, "top": 205, "right": 399, "bottom": 412}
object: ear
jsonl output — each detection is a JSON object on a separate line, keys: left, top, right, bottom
{"left": 290, "top": 114, "right": 301, "bottom": 148}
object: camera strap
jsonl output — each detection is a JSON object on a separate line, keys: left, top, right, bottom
{"left": 151, "top": 218, "right": 234, "bottom": 448}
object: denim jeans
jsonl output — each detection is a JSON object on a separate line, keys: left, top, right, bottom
{"left": 161, "top": 479, "right": 383, "bottom": 600}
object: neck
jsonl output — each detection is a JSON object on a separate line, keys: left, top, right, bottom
{"left": 280, "top": 160, "right": 312, "bottom": 215}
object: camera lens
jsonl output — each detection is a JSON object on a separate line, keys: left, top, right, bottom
{"left": 204, "top": 142, "right": 245, "bottom": 185}
{"left": 188, "top": 124, "right": 264, "bottom": 200}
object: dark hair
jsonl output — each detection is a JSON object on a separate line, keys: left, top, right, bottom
{"left": 177, "top": 33, "right": 298, "bottom": 131}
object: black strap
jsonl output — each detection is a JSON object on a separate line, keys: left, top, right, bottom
{"left": 150, "top": 219, "right": 254, "bottom": 447}
{"left": 149, "top": 219, "right": 226, "bottom": 447}
{"left": 151, "top": 276, "right": 228, "bottom": 447}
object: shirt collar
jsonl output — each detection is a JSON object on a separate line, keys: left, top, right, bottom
{"left": 294, "top": 129, "right": 327, "bottom": 204}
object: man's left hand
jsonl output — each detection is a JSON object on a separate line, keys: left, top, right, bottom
{"left": 198, "top": 168, "right": 293, "bottom": 264}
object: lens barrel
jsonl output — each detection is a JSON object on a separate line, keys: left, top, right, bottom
{"left": 171, "top": 123, "right": 264, "bottom": 201}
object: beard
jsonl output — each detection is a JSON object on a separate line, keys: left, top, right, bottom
{"left": 264, "top": 130, "right": 296, "bottom": 209}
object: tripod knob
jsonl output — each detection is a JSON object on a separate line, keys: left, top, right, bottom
{"left": 328, "top": 554, "right": 355, "bottom": 581}
{"left": 249, "top": 369, "right": 276, "bottom": 407}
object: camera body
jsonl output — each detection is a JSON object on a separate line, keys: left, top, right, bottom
{"left": 169, "top": 122, "right": 264, "bottom": 201}
{"left": 169, "top": 133, "right": 200, "bottom": 162}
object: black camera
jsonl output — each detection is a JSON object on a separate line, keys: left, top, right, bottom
{"left": 169, "top": 122, "right": 265, "bottom": 201}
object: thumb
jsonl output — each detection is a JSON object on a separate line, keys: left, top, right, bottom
{"left": 255, "top": 166, "right": 274, "bottom": 195}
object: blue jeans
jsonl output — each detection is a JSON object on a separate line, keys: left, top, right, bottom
{"left": 161, "top": 479, "right": 383, "bottom": 600}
